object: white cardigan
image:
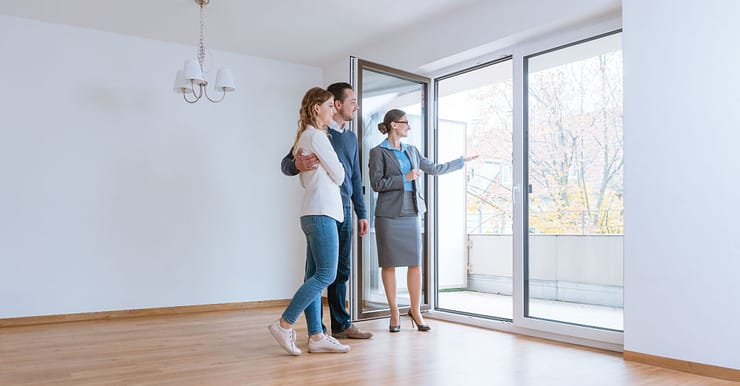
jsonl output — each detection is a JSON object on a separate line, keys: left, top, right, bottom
{"left": 296, "top": 126, "right": 345, "bottom": 222}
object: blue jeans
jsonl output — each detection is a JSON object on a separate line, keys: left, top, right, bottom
{"left": 325, "top": 206, "right": 353, "bottom": 333}
{"left": 283, "top": 215, "right": 339, "bottom": 336}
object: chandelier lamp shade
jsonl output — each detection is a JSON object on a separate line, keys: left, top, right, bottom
{"left": 173, "top": 0, "right": 235, "bottom": 103}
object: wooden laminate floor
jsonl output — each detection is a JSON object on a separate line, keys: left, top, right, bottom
{"left": 0, "top": 307, "right": 734, "bottom": 386}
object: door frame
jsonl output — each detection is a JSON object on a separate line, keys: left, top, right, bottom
{"left": 351, "top": 57, "right": 432, "bottom": 321}
{"left": 431, "top": 56, "right": 514, "bottom": 321}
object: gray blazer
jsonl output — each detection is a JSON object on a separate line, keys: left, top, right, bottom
{"left": 368, "top": 144, "right": 463, "bottom": 217}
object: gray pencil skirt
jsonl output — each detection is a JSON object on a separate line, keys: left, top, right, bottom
{"left": 375, "top": 191, "right": 421, "bottom": 267}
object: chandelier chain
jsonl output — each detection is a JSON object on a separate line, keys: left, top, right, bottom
{"left": 198, "top": 2, "right": 206, "bottom": 74}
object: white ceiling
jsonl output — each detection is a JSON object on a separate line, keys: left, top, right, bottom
{"left": 0, "top": 0, "right": 484, "bottom": 67}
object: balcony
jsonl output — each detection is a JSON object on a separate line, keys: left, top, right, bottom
{"left": 438, "top": 234, "right": 623, "bottom": 331}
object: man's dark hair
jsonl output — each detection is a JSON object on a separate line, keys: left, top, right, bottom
{"left": 327, "top": 82, "right": 353, "bottom": 103}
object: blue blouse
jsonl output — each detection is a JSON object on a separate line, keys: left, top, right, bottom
{"left": 380, "top": 139, "right": 413, "bottom": 191}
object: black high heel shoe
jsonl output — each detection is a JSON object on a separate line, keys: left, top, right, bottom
{"left": 407, "top": 310, "right": 431, "bottom": 331}
{"left": 389, "top": 310, "right": 401, "bottom": 333}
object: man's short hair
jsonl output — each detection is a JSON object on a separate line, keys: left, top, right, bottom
{"left": 327, "top": 82, "right": 353, "bottom": 103}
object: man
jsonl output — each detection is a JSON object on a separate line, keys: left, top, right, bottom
{"left": 281, "top": 82, "right": 373, "bottom": 339}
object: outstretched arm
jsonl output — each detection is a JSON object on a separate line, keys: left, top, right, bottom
{"left": 415, "top": 146, "right": 473, "bottom": 176}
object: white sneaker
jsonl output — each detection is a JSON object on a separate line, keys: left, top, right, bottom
{"left": 308, "top": 334, "right": 350, "bottom": 353}
{"left": 268, "top": 320, "right": 301, "bottom": 356}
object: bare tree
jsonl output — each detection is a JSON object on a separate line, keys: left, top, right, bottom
{"left": 527, "top": 51, "right": 624, "bottom": 234}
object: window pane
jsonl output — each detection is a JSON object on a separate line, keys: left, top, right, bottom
{"left": 526, "top": 32, "right": 624, "bottom": 330}
{"left": 436, "top": 59, "right": 513, "bottom": 320}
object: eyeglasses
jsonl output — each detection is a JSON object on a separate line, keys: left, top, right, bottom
{"left": 394, "top": 121, "right": 410, "bottom": 125}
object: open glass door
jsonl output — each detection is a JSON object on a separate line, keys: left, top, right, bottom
{"left": 352, "top": 58, "right": 430, "bottom": 320}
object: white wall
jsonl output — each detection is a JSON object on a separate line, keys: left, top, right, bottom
{"left": 623, "top": 0, "right": 740, "bottom": 370}
{"left": 0, "top": 15, "right": 320, "bottom": 318}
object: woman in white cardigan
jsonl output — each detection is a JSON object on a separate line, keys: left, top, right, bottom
{"left": 268, "top": 87, "right": 350, "bottom": 355}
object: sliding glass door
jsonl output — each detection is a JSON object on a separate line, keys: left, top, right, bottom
{"left": 524, "top": 31, "right": 624, "bottom": 331}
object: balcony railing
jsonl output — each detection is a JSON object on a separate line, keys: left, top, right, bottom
{"left": 462, "top": 234, "right": 623, "bottom": 308}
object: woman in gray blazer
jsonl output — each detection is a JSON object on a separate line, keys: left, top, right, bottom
{"left": 368, "top": 109, "right": 477, "bottom": 332}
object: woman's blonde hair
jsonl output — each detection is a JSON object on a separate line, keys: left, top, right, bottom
{"left": 292, "top": 87, "right": 334, "bottom": 154}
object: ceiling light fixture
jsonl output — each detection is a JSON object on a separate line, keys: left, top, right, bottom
{"left": 173, "top": 0, "right": 235, "bottom": 103}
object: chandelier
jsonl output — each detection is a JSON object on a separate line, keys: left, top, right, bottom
{"left": 173, "top": 0, "right": 235, "bottom": 103}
